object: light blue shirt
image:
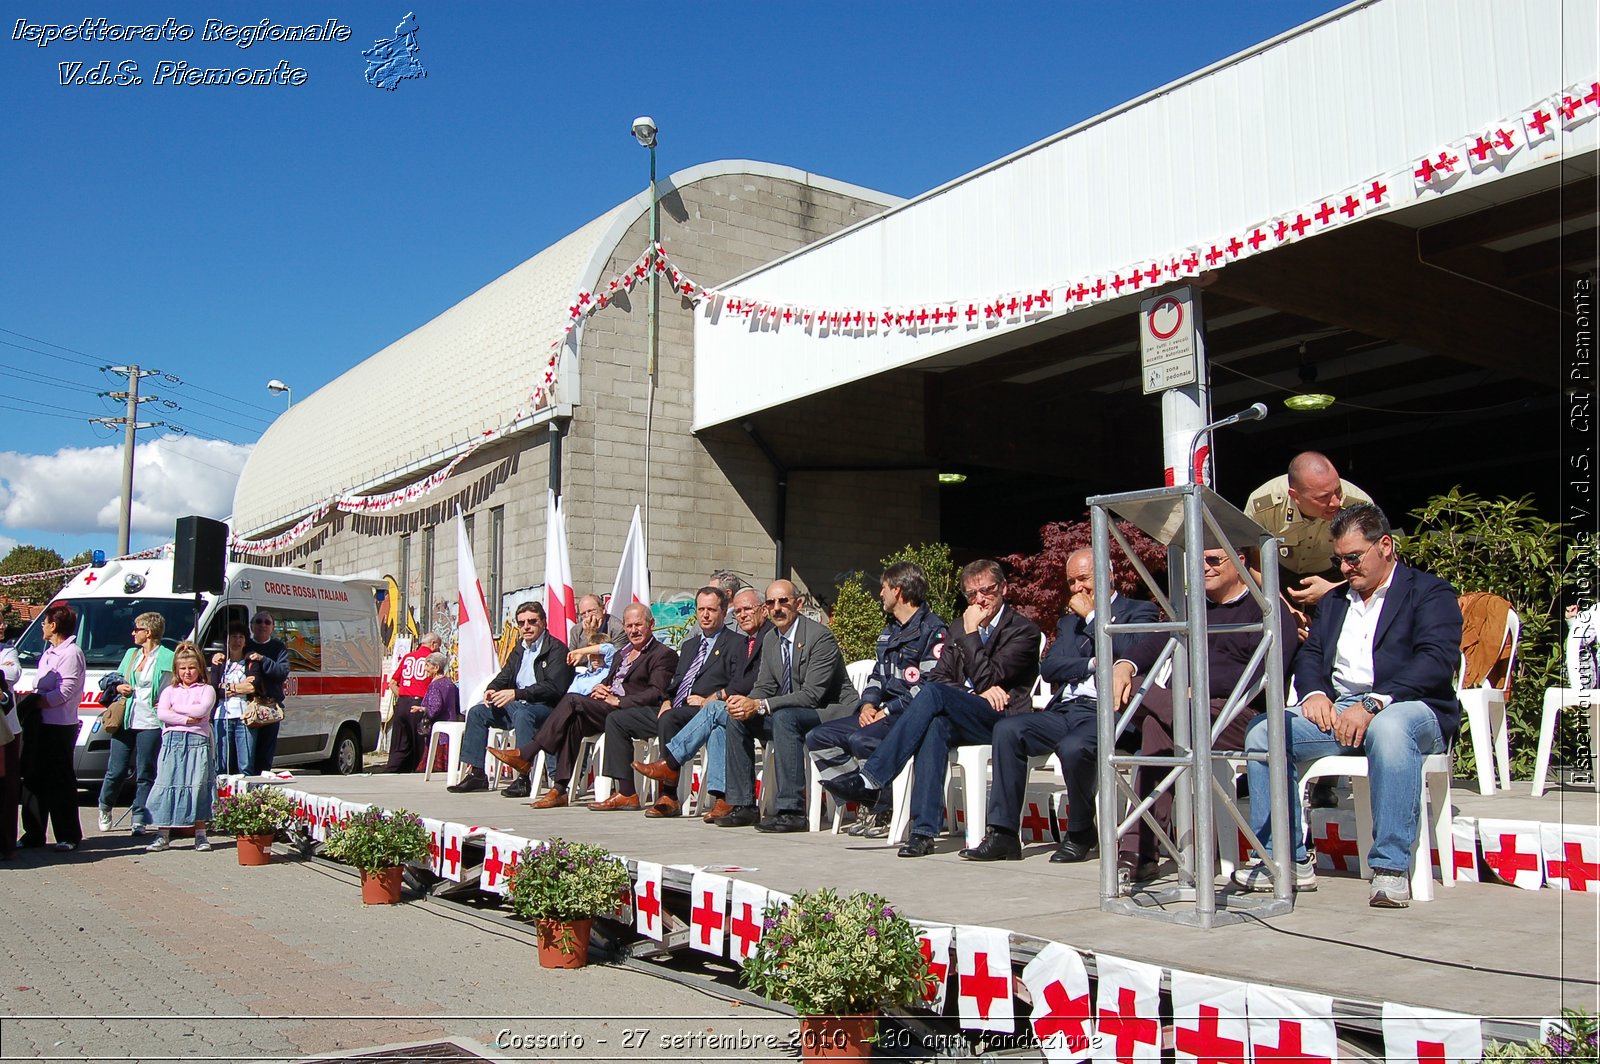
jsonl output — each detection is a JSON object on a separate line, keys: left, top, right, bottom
{"left": 514, "top": 636, "right": 545, "bottom": 689}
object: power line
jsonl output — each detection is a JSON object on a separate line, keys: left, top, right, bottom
{"left": 146, "top": 388, "right": 273, "bottom": 428}
{"left": 0, "top": 402, "right": 87, "bottom": 422}
{"left": 0, "top": 333, "right": 112, "bottom": 371}
{"left": 4, "top": 394, "right": 108, "bottom": 418}
{"left": 1, "top": 363, "right": 104, "bottom": 394}
{"left": 161, "top": 371, "right": 281, "bottom": 417}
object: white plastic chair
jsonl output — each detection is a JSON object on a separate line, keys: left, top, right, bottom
{"left": 1456, "top": 608, "right": 1519, "bottom": 795}
{"left": 423, "top": 721, "right": 468, "bottom": 785}
{"left": 485, "top": 727, "right": 517, "bottom": 790}
{"left": 1532, "top": 607, "right": 1600, "bottom": 797}
{"left": 884, "top": 745, "right": 1002, "bottom": 851}
{"left": 1294, "top": 752, "right": 1454, "bottom": 902}
{"left": 805, "top": 660, "right": 882, "bottom": 832}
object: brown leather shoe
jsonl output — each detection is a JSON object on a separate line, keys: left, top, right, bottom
{"left": 488, "top": 747, "right": 533, "bottom": 776}
{"left": 530, "top": 787, "right": 568, "bottom": 809}
{"left": 700, "top": 798, "right": 734, "bottom": 823}
{"left": 632, "top": 759, "right": 680, "bottom": 786}
{"left": 644, "top": 795, "right": 682, "bottom": 818}
{"left": 587, "top": 792, "right": 642, "bottom": 812}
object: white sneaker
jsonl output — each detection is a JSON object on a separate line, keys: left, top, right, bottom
{"left": 97, "top": 810, "right": 113, "bottom": 832}
{"left": 1232, "top": 857, "right": 1318, "bottom": 892}
{"left": 194, "top": 835, "right": 212, "bottom": 852}
{"left": 1369, "top": 871, "right": 1411, "bottom": 908}
{"left": 145, "top": 836, "right": 170, "bottom": 853}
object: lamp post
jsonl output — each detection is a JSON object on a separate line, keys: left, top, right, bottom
{"left": 632, "top": 116, "right": 659, "bottom": 564}
{"left": 267, "top": 379, "right": 292, "bottom": 408}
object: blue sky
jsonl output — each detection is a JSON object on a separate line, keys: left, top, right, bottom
{"left": 0, "top": 0, "right": 1348, "bottom": 561}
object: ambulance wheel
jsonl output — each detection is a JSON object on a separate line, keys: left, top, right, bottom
{"left": 326, "top": 725, "right": 363, "bottom": 776}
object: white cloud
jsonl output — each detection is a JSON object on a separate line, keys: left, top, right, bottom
{"left": 0, "top": 534, "right": 16, "bottom": 555}
{"left": 0, "top": 435, "right": 252, "bottom": 539}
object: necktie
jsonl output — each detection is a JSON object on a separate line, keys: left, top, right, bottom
{"left": 747, "top": 636, "right": 756, "bottom": 659}
{"left": 675, "top": 635, "right": 714, "bottom": 705}
{"left": 979, "top": 624, "right": 992, "bottom": 646}
{"left": 781, "top": 637, "right": 793, "bottom": 694}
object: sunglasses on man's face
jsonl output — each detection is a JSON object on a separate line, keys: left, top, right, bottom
{"left": 766, "top": 596, "right": 796, "bottom": 607}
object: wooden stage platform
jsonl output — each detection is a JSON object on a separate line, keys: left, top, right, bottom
{"left": 281, "top": 770, "right": 1599, "bottom": 1045}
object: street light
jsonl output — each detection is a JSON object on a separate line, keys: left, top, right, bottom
{"left": 267, "top": 379, "right": 292, "bottom": 407}
{"left": 632, "top": 116, "right": 659, "bottom": 565}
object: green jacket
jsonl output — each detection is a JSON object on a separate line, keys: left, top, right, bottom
{"left": 116, "top": 644, "right": 175, "bottom": 730}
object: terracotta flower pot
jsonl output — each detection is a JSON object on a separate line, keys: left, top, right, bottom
{"left": 536, "top": 918, "right": 593, "bottom": 968}
{"left": 236, "top": 834, "right": 274, "bottom": 866}
{"left": 799, "top": 1014, "right": 877, "bottom": 1060}
{"left": 360, "top": 866, "right": 404, "bottom": 905}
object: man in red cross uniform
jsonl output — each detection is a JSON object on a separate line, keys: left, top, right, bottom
{"left": 1236, "top": 503, "right": 1462, "bottom": 908}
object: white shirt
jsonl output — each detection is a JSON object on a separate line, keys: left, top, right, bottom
{"left": 221, "top": 659, "right": 249, "bottom": 720}
{"left": 1327, "top": 564, "right": 1397, "bottom": 702}
{"left": 1062, "top": 594, "right": 1115, "bottom": 702}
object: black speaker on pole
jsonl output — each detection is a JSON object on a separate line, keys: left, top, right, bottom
{"left": 173, "top": 516, "right": 228, "bottom": 594}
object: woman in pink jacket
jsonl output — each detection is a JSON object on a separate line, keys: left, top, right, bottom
{"left": 145, "top": 642, "right": 217, "bottom": 853}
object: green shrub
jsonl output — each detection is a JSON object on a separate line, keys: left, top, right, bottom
{"left": 321, "top": 807, "right": 431, "bottom": 874}
{"left": 506, "top": 837, "right": 631, "bottom": 924}
{"left": 212, "top": 787, "right": 297, "bottom": 837}
{"left": 1483, "top": 1007, "right": 1596, "bottom": 1061}
{"left": 829, "top": 542, "right": 960, "bottom": 662}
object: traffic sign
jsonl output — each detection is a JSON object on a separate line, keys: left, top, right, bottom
{"left": 1140, "top": 288, "right": 1199, "bottom": 394}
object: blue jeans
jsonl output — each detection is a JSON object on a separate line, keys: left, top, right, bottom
{"left": 98, "top": 727, "right": 162, "bottom": 827}
{"left": 861, "top": 684, "right": 1005, "bottom": 839}
{"left": 213, "top": 718, "right": 250, "bottom": 776}
{"left": 461, "top": 699, "right": 553, "bottom": 770}
{"left": 668, "top": 699, "right": 731, "bottom": 795}
{"left": 1245, "top": 696, "right": 1446, "bottom": 873}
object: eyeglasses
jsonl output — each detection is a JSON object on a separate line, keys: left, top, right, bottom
{"left": 1330, "top": 541, "right": 1380, "bottom": 569}
{"left": 765, "top": 596, "right": 796, "bottom": 607}
{"left": 518, "top": 618, "right": 542, "bottom": 628}
{"left": 251, "top": 620, "right": 272, "bottom": 627}
{"left": 132, "top": 626, "right": 149, "bottom": 633}
{"left": 964, "top": 582, "right": 1001, "bottom": 599}
{"left": 1200, "top": 554, "right": 1231, "bottom": 570}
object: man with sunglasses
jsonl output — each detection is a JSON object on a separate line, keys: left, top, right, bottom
{"left": 1235, "top": 503, "right": 1461, "bottom": 908}
{"left": 447, "top": 602, "right": 574, "bottom": 795}
{"left": 717, "top": 580, "right": 858, "bottom": 832}
{"left": 1105, "top": 546, "right": 1298, "bottom": 891}
{"left": 823, "top": 560, "right": 1040, "bottom": 857}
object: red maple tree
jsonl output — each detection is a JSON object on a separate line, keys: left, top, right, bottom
{"left": 1001, "top": 517, "right": 1168, "bottom": 637}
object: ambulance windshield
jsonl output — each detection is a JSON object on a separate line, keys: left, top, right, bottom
{"left": 14, "top": 597, "right": 201, "bottom": 669}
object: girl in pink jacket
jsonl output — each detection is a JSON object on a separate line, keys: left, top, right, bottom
{"left": 145, "top": 643, "right": 217, "bottom": 853}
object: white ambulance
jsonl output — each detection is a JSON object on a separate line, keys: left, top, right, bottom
{"left": 12, "top": 558, "right": 384, "bottom": 785}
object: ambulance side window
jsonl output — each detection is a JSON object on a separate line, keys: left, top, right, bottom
{"left": 273, "top": 609, "right": 323, "bottom": 673}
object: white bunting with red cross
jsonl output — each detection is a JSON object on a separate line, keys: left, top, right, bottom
{"left": 1092, "top": 954, "right": 1162, "bottom": 1064}
{"left": 417, "top": 817, "right": 444, "bottom": 873}
{"left": 1523, "top": 99, "right": 1559, "bottom": 145}
{"left": 914, "top": 923, "right": 954, "bottom": 1012}
{"left": 1310, "top": 808, "right": 1362, "bottom": 875}
{"left": 1381, "top": 1001, "right": 1483, "bottom": 1064}
{"left": 1560, "top": 82, "right": 1600, "bottom": 129}
{"left": 1432, "top": 816, "right": 1478, "bottom": 883}
{"left": 635, "top": 860, "right": 665, "bottom": 940}
{"left": 688, "top": 871, "right": 729, "bottom": 956}
{"left": 1020, "top": 787, "right": 1056, "bottom": 844}
{"left": 479, "top": 831, "right": 526, "bottom": 896}
{"left": 1479, "top": 818, "right": 1545, "bottom": 889}
{"left": 308, "top": 797, "right": 329, "bottom": 841}
{"left": 438, "top": 822, "right": 470, "bottom": 883}
{"left": 954, "top": 925, "right": 1014, "bottom": 1033}
{"left": 1541, "top": 822, "right": 1600, "bottom": 892}
{"left": 727, "top": 879, "right": 768, "bottom": 962}
{"left": 1020, "top": 942, "right": 1094, "bottom": 1063}
{"left": 1246, "top": 984, "right": 1336, "bottom": 1064}
{"left": 1170, "top": 971, "right": 1250, "bottom": 1064}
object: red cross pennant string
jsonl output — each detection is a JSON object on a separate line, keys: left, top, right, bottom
{"left": 1094, "top": 953, "right": 1163, "bottom": 1063}
{"left": 688, "top": 871, "right": 730, "bottom": 957}
{"left": 1540, "top": 823, "right": 1600, "bottom": 892}
{"left": 1019, "top": 942, "right": 1093, "bottom": 1063}
{"left": 1478, "top": 817, "right": 1545, "bottom": 889}
{"left": 727, "top": 879, "right": 769, "bottom": 962}
{"left": 953, "top": 925, "right": 1014, "bottom": 1033}
{"left": 437, "top": 822, "right": 468, "bottom": 884}
{"left": 634, "top": 860, "right": 665, "bottom": 941}
{"left": 1247, "top": 984, "right": 1336, "bottom": 1064}
{"left": 1170, "top": 970, "right": 1250, "bottom": 1064}
{"left": 1310, "top": 810, "right": 1361, "bottom": 874}
{"left": 1381, "top": 1001, "right": 1484, "bottom": 1064}
{"left": 914, "top": 924, "right": 954, "bottom": 1012}
{"left": 418, "top": 816, "right": 446, "bottom": 876}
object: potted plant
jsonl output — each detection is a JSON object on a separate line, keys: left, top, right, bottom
{"left": 212, "top": 787, "right": 297, "bottom": 866}
{"left": 741, "top": 888, "right": 932, "bottom": 1060}
{"left": 321, "top": 807, "right": 431, "bottom": 904}
{"left": 505, "top": 836, "right": 631, "bottom": 968}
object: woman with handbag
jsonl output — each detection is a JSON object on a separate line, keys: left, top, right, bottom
{"left": 97, "top": 612, "right": 173, "bottom": 836}
{"left": 19, "top": 602, "right": 87, "bottom": 852}
{"left": 144, "top": 642, "right": 216, "bottom": 853}
{"left": 210, "top": 623, "right": 252, "bottom": 776}
{"left": 242, "top": 612, "right": 290, "bottom": 775}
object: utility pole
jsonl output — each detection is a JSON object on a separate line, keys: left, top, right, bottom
{"left": 93, "top": 365, "right": 162, "bottom": 556}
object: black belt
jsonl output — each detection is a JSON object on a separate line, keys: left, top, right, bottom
{"left": 1048, "top": 694, "right": 1096, "bottom": 712}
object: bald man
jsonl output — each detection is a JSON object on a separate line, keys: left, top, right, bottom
{"left": 1246, "top": 451, "right": 1373, "bottom": 610}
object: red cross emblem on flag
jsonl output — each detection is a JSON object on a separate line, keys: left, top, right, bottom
{"left": 1365, "top": 179, "right": 1388, "bottom": 206}
{"left": 1100, "top": 986, "right": 1159, "bottom": 1061}
{"left": 959, "top": 951, "right": 1008, "bottom": 1019}
{"left": 1253, "top": 1019, "right": 1332, "bottom": 1064}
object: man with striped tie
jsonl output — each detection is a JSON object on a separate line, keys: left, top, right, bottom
{"left": 590, "top": 587, "right": 734, "bottom": 816}
{"left": 716, "top": 580, "right": 859, "bottom": 833}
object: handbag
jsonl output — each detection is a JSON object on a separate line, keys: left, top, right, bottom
{"left": 242, "top": 698, "right": 284, "bottom": 728}
{"left": 98, "top": 695, "right": 129, "bottom": 735}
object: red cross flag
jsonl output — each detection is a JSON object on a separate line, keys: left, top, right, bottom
{"left": 1019, "top": 790, "right": 1055, "bottom": 844}
{"left": 1479, "top": 818, "right": 1545, "bottom": 889}
{"left": 439, "top": 822, "right": 469, "bottom": 884}
{"left": 1541, "top": 823, "right": 1600, "bottom": 892}
{"left": 954, "top": 925, "right": 1014, "bottom": 1033}
{"left": 688, "top": 871, "right": 729, "bottom": 957}
{"left": 418, "top": 816, "right": 445, "bottom": 875}
{"left": 1092, "top": 953, "right": 1162, "bottom": 1064}
{"left": 1523, "top": 100, "right": 1558, "bottom": 146}
{"left": 1381, "top": 1001, "right": 1483, "bottom": 1064}
{"left": 635, "top": 860, "right": 665, "bottom": 940}
{"left": 1170, "top": 971, "right": 1249, "bottom": 1064}
{"left": 914, "top": 923, "right": 954, "bottom": 1012}
{"left": 1561, "top": 82, "right": 1599, "bottom": 129}
{"left": 728, "top": 879, "right": 769, "bottom": 962}
{"left": 479, "top": 830, "right": 526, "bottom": 897}
{"left": 1432, "top": 816, "right": 1478, "bottom": 883}
{"left": 1310, "top": 809, "right": 1362, "bottom": 875}
{"left": 1246, "top": 984, "right": 1335, "bottom": 1064}
{"left": 1020, "top": 942, "right": 1093, "bottom": 1063}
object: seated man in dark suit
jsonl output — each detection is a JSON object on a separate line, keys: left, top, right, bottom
{"left": 1235, "top": 503, "right": 1462, "bottom": 909}
{"left": 592, "top": 587, "right": 733, "bottom": 817}
{"left": 716, "top": 580, "right": 858, "bottom": 833}
{"left": 447, "top": 601, "right": 574, "bottom": 795}
{"left": 491, "top": 603, "right": 677, "bottom": 809}
{"left": 633, "top": 588, "right": 772, "bottom": 823}
{"left": 823, "top": 559, "right": 1040, "bottom": 857}
{"left": 960, "top": 549, "right": 1159, "bottom": 863}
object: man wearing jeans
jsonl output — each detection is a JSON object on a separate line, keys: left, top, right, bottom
{"left": 1235, "top": 503, "right": 1462, "bottom": 908}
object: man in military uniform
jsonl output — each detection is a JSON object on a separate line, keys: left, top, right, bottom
{"left": 1246, "top": 451, "right": 1372, "bottom": 613}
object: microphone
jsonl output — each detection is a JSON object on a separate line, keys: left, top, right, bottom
{"left": 1187, "top": 404, "right": 1269, "bottom": 483}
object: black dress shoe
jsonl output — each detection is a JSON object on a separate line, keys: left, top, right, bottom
{"left": 755, "top": 812, "right": 809, "bottom": 833}
{"left": 501, "top": 776, "right": 531, "bottom": 799}
{"left": 1050, "top": 836, "right": 1098, "bottom": 864}
{"left": 960, "top": 830, "right": 1022, "bottom": 862}
{"left": 712, "top": 805, "right": 761, "bottom": 828}
{"left": 898, "top": 834, "right": 936, "bottom": 858}
{"left": 821, "top": 771, "right": 881, "bottom": 807}
{"left": 446, "top": 769, "right": 488, "bottom": 794}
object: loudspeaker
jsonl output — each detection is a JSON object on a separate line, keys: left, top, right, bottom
{"left": 173, "top": 515, "right": 228, "bottom": 594}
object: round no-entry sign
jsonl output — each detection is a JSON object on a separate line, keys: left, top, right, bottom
{"left": 1147, "top": 296, "right": 1183, "bottom": 341}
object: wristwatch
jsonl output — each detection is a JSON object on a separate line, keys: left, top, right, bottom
{"left": 1359, "top": 694, "right": 1383, "bottom": 715}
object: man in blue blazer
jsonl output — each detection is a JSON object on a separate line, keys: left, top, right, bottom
{"left": 1235, "top": 503, "right": 1462, "bottom": 908}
